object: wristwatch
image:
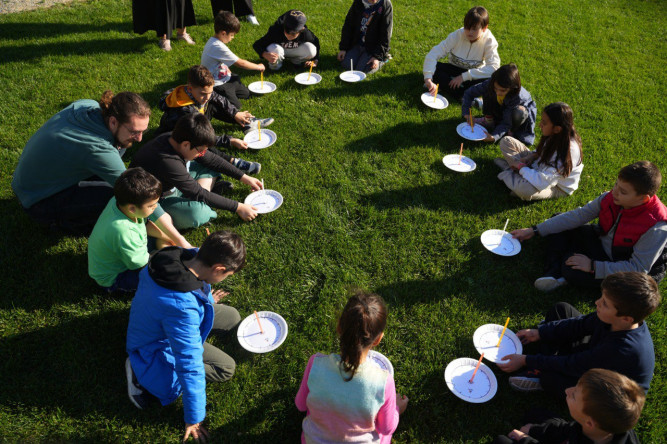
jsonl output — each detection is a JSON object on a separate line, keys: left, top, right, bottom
{"left": 532, "top": 225, "right": 539, "bottom": 236}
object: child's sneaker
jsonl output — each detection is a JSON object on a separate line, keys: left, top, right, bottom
{"left": 232, "top": 158, "right": 261, "bottom": 175}
{"left": 158, "top": 38, "right": 171, "bottom": 52}
{"left": 244, "top": 117, "right": 275, "bottom": 133}
{"left": 126, "top": 358, "right": 151, "bottom": 409}
{"left": 534, "top": 276, "right": 567, "bottom": 292}
{"left": 246, "top": 15, "right": 259, "bottom": 25}
{"left": 509, "top": 372, "right": 543, "bottom": 392}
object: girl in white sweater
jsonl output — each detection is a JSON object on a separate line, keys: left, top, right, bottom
{"left": 496, "top": 102, "right": 584, "bottom": 201}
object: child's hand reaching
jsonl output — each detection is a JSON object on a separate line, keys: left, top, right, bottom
{"left": 424, "top": 78, "right": 437, "bottom": 94}
{"left": 337, "top": 50, "right": 346, "bottom": 62}
{"left": 262, "top": 51, "right": 279, "bottom": 64}
{"left": 497, "top": 354, "right": 526, "bottom": 373}
{"left": 520, "top": 424, "right": 533, "bottom": 434}
{"left": 367, "top": 57, "right": 380, "bottom": 71}
{"left": 396, "top": 394, "right": 409, "bottom": 414}
{"left": 507, "top": 429, "right": 529, "bottom": 441}
{"left": 240, "top": 175, "right": 263, "bottom": 191}
{"left": 511, "top": 228, "right": 534, "bottom": 242}
{"left": 236, "top": 203, "right": 258, "bottom": 221}
{"left": 565, "top": 253, "right": 593, "bottom": 273}
{"left": 211, "top": 289, "right": 229, "bottom": 303}
{"left": 234, "top": 111, "right": 254, "bottom": 126}
{"left": 183, "top": 422, "right": 209, "bottom": 443}
{"left": 448, "top": 75, "right": 464, "bottom": 89}
{"left": 517, "top": 329, "right": 540, "bottom": 344}
{"left": 230, "top": 138, "right": 248, "bottom": 150}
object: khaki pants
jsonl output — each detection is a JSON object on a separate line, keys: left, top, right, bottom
{"left": 203, "top": 304, "right": 241, "bottom": 383}
{"left": 497, "top": 136, "right": 567, "bottom": 201}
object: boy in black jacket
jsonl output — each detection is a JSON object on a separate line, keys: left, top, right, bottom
{"left": 131, "top": 113, "right": 263, "bottom": 229}
{"left": 253, "top": 10, "right": 320, "bottom": 71}
{"left": 494, "top": 369, "right": 643, "bottom": 444}
{"left": 337, "top": 0, "right": 393, "bottom": 74}
{"left": 498, "top": 272, "right": 660, "bottom": 396}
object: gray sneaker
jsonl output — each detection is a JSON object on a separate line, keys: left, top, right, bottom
{"left": 534, "top": 276, "right": 567, "bottom": 292}
{"left": 509, "top": 375, "right": 543, "bottom": 392}
{"left": 126, "top": 358, "right": 150, "bottom": 409}
{"left": 232, "top": 158, "right": 261, "bottom": 175}
{"left": 248, "top": 117, "right": 274, "bottom": 128}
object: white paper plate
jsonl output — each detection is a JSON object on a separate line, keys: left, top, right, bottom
{"left": 481, "top": 229, "right": 521, "bottom": 256}
{"left": 339, "top": 70, "right": 366, "bottom": 82}
{"left": 243, "top": 129, "right": 277, "bottom": 149}
{"left": 473, "top": 323, "right": 523, "bottom": 364}
{"left": 421, "top": 92, "right": 449, "bottom": 110}
{"left": 244, "top": 189, "right": 283, "bottom": 213}
{"left": 443, "top": 154, "right": 476, "bottom": 172}
{"left": 237, "top": 311, "right": 288, "bottom": 353}
{"left": 456, "top": 122, "right": 488, "bottom": 141}
{"left": 444, "top": 358, "right": 497, "bottom": 403}
{"left": 248, "top": 81, "right": 277, "bottom": 94}
{"left": 295, "top": 72, "right": 322, "bottom": 85}
{"left": 368, "top": 350, "right": 394, "bottom": 375}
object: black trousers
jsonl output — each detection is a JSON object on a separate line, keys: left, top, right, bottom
{"left": 543, "top": 225, "right": 609, "bottom": 288}
{"left": 210, "top": 0, "right": 254, "bottom": 17}
{"left": 24, "top": 181, "right": 114, "bottom": 236}
{"left": 431, "top": 62, "right": 485, "bottom": 100}
{"left": 132, "top": 0, "right": 196, "bottom": 37}
{"left": 213, "top": 76, "right": 251, "bottom": 110}
{"left": 537, "top": 302, "right": 590, "bottom": 398}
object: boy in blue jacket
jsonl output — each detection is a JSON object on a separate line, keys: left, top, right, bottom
{"left": 126, "top": 230, "right": 246, "bottom": 443}
{"left": 498, "top": 272, "right": 660, "bottom": 397}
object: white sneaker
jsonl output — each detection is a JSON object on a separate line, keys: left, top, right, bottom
{"left": 534, "top": 276, "right": 567, "bottom": 292}
{"left": 246, "top": 15, "right": 259, "bottom": 25}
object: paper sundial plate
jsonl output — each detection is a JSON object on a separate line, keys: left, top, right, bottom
{"left": 244, "top": 190, "right": 283, "bottom": 214}
{"left": 339, "top": 70, "right": 366, "bottom": 82}
{"left": 248, "top": 81, "right": 277, "bottom": 94}
{"left": 473, "top": 323, "right": 523, "bottom": 364}
{"left": 243, "top": 129, "right": 277, "bottom": 149}
{"left": 368, "top": 350, "right": 394, "bottom": 375}
{"left": 295, "top": 72, "right": 322, "bottom": 85}
{"left": 456, "top": 122, "right": 488, "bottom": 141}
{"left": 444, "top": 358, "right": 498, "bottom": 403}
{"left": 421, "top": 92, "right": 449, "bottom": 110}
{"left": 443, "top": 154, "right": 476, "bottom": 172}
{"left": 480, "top": 230, "right": 521, "bottom": 257}
{"left": 237, "top": 311, "right": 288, "bottom": 353}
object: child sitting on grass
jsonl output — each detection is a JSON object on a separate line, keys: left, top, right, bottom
{"left": 126, "top": 230, "right": 246, "bottom": 443}
{"left": 88, "top": 168, "right": 169, "bottom": 292}
{"left": 512, "top": 161, "right": 667, "bottom": 291}
{"left": 495, "top": 102, "right": 583, "bottom": 201}
{"left": 494, "top": 369, "right": 644, "bottom": 444}
{"left": 131, "top": 113, "right": 262, "bottom": 229}
{"left": 462, "top": 63, "right": 537, "bottom": 145}
{"left": 295, "top": 291, "right": 408, "bottom": 443}
{"left": 157, "top": 65, "right": 272, "bottom": 175}
{"left": 201, "top": 11, "right": 266, "bottom": 109}
{"left": 498, "top": 272, "right": 659, "bottom": 397}
{"left": 337, "top": 0, "right": 393, "bottom": 75}
{"left": 253, "top": 10, "right": 320, "bottom": 71}
{"left": 423, "top": 6, "right": 500, "bottom": 100}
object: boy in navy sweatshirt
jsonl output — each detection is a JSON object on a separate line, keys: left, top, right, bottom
{"left": 498, "top": 272, "right": 660, "bottom": 396}
{"left": 494, "top": 369, "right": 644, "bottom": 444}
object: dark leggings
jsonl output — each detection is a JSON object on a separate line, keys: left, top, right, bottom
{"left": 431, "top": 62, "right": 485, "bottom": 100}
{"left": 214, "top": 76, "right": 251, "bottom": 110}
{"left": 210, "top": 0, "right": 254, "bottom": 17}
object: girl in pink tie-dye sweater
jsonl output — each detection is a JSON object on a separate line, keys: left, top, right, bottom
{"left": 295, "top": 292, "right": 409, "bottom": 443}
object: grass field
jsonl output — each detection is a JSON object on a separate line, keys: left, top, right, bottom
{"left": 1, "top": 0, "right": 666, "bottom": 442}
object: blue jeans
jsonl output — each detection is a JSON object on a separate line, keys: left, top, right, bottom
{"left": 106, "top": 267, "right": 143, "bottom": 293}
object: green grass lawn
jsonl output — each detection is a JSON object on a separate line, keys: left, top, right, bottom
{"left": 1, "top": 0, "right": 666, "bottom": 442}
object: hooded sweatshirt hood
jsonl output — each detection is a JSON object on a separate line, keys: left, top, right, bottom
{"left": 148, "top": 246, "right": 205, "bottom": 292}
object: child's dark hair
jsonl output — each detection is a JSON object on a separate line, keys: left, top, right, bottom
{"left": 337, "top": 291, "right": 387, "bottom": 381}
{"left": 171, "top": 113, "right": 217, "bottom": 148}
{"left": 99, "top": 91, "right": 150, "bottom": 125}
{"left": 196, "top": 230, "right": 246, "bottom": 272}
{"left": 536, "top": 102, "right": 583, "bottom": 177}
{"left": 464, "top": 6, "right": 489, "bottom": 29}
{"left": 617, "top": 161, "right": 662, "bottom": 196}
{"left": 188, "top": 65, "right": 215, "bottom": 88}
{"left": 214, "top": 10, "right": 241, "bottom": 34}
{"left": 579, "top": 369, "right": 645, "bottom": 434}
{"left": 601, "top": 272, "right": 661, "bottom": 323}
{"left": 488, "top": 63, "right": 521, "bottom": 98}
{"left": 114, "top": 167, "right": 162, "bottom": 207}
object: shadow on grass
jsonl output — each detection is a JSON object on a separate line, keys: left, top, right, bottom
{"left": 0, "top": 21, "right": 132, "bottom": 41}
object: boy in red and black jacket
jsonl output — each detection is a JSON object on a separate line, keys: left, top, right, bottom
{"left": 512, "top": 161, "right": 667, "bottom": 291}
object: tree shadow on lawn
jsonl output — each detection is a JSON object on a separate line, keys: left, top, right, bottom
{"left": 343, "top": 118, "right": 484, "bottom": 153}
{"left": 1, "top": 36, "right": 152, "bottom": 64}
{"left": 0, "top": 198, "right": 103, "bottom": 310}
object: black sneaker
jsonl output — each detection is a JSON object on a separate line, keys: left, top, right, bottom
{"left": 125, "top": 358, "right": 152, "bottom": 409}
{"left": 232, "top": 158, "right": 261, "bottom": 175}
{"left": 212, "top": 179, "right": 234, "bottom": 194}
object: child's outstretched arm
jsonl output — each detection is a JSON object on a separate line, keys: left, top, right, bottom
{"left": 233, "top": 58, "right": 265, "bottom": 72}
{"left": 295, "top": 355, "right": 317, "bottom": 412}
